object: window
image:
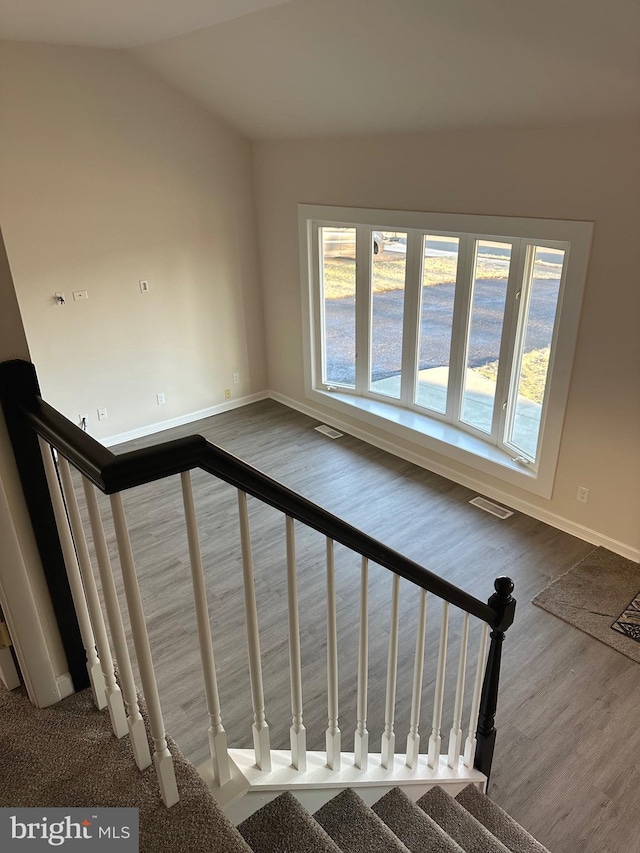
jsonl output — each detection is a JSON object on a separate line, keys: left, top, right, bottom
{"left": 301, "top": 205, "right": 592, "bottom": 498}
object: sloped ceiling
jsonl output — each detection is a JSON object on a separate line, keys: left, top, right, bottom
{"left": 2, "top": 0, "right": 639, "bottom": 139}
{"left": 0, "top": 0, "right": 293, "bottom": 48}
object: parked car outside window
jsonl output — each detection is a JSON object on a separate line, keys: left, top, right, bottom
{"left": 322, "top": 228, "right": 387, "bottom": 258}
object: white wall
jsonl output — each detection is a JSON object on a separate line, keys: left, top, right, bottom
{"left": 1, "top": 40, "right": 637, "bottom": 558}
{"left": 0, "top": 41, "right": 267, "bottom": 440}
{"left": 0, "top": 228, "right": 70, "bottom": 706}
{"left": 253, "top": 120, "right": 640, "bottom": 557}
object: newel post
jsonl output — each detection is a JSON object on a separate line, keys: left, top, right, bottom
{"left": 474, "top": 576, "right": 516, "bottom": 784}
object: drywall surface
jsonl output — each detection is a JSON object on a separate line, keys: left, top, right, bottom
{"left": 0, "top": 228, "right": 69, "bottom": 703}
{"left": 253, "top": 120, "right": 640, "bottom": 555}
{"left": 0, "top": 40, "right": 267, "bottom": 439}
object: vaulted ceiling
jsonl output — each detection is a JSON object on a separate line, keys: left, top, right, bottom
{"left": 2, "top": 0, "right": 639, "bottom": 139}
{"left": 0, "top": 0, "right": 293, "bottom": 48}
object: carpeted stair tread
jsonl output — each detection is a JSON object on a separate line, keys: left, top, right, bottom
{"left": 238, "top": 791, "right": 342, "bottom": 853}
{"left": 418, "top": 786, "right": 511, "bottom": 853}
{"left": 456, "top": 784, "right": 551, "bottom": 853}
{"left": 314, "top": 788, "right": 411, "bottom": 853}
{"left": 372, "top": 787, "right": 466, "bottom": 852}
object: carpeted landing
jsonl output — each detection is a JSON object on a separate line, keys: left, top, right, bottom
{"left": 0, "top": 684, "right": 250, "bottom": 852}
{"left": 238, "top": 784, "right": 551, "bottom": 853}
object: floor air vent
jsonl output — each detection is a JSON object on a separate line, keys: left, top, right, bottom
{"left": 469, "top": 496, "right": 514, "bottom": 519}
{"left": 314, "top": 424, "right": 343, "bottom": 439}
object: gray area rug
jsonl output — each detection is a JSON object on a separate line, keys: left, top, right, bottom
{"left": 532, "top": 546, "right": 640, "bottom": 663}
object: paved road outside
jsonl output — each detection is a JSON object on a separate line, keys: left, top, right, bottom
{"left": 324, "top": 277, "right": 560, "bottom": 386}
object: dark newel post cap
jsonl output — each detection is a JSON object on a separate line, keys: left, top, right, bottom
{"left": 494, "top": 576, "right": 515, "bottom": 600}
{"left": 489, "top": 575, "right": 516, "bottom": 631}
{"left": 0, "top": 359, "right": 39, "bottom": 403}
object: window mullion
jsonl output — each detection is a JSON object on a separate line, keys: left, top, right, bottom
{"left": 400, "top": 231, "right": 423, "bottom": 407}
{"left": 311, "top": 224, "right": 325, "bottom": 388}
{"left": 493, "top": 239, "right": 526, "bottom": 448}
{"left": 355, "top": 226, "right": 372, "bottom": 395}
{"left": 447, "top": 235, "right": 474, "bottom": 424}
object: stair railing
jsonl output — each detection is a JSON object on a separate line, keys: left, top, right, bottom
{"left": 0, "top": 359, "right": 515, "bottom": 807}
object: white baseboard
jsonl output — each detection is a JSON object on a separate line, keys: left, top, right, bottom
{"left": 56, "top": 672, "right": 75, "bottom": 700}
{"left": 269, "top": 391, "right": 640, "bottom": 563}
{"left": 89, "top": 387, "right": 638, "bottom": 561}
{"left": 100, "top": 392, "right": 269, "bottom": 447}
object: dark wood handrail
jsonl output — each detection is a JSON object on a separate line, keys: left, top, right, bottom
{"left": 20, "top": 395, "right": 498, "bottom": 626}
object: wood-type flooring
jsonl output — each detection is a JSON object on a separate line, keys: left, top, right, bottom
{"left": 73, "top": 400, "right": 636, "bottom": 853}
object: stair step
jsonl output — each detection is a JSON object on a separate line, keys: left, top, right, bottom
{"left": 372, "top": 787, "right": 466, "bottom": 853}
{"left": 456, "top": 784, "right": 550, "bottom": 853}
{"left": 236, "top": 785, "right": 552, "bottom": 853}
{"left": 417, "top": 785, "right": 511, "bottom": 853}
{"left": 238, "top": 791, "right": 341, "bottom": 853}
{"left": 314, "top": 788, "right": 410, "bottom": 853}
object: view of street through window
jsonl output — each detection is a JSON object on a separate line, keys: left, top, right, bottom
{"left": 321, "top": 230, "right": 564, "bottom": 458}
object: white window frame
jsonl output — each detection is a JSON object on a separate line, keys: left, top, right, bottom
{"left": 299, "top": 204, "right": 593, "bottom": 499}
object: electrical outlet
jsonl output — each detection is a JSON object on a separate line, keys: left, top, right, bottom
{"left": 54, "top": 292, "right": 66, "bottom": 306}
{"left": 576, "top": 485, "right": 589, "bottom": 504}
{"left": 97, "top": 407, "right": 108, "bottom": 422}
{"left": 156, "top": 392, "right": 166, "bottom": 405}
{"left": 139, "top": 280, "right": 149, "bottom": 293}
{"left": 224, "top": 389, "right": 231, "bottom": 400}
{"left": 233, "top": 372, "right": 240, "bottom": 385}
{"left": 73, "top": 290, "right": 89, "bottom": 301}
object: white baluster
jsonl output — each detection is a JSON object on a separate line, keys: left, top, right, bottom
{"left": 325, "top": 538, "right": 341, "bottom": 770}
{"left": 406, "top": 589, "right": 428, "bottom": 769}
{"left": 58, "top": 458, "right": 127, "bottom": 739}
{"left": 381, "top": 573, "right": 400, "bottom": 769}
{"left": 427, "top": 601, "right": 449, "bottom": 769}
{"left": 354, "top": 557, "right": 369, "bottom": 770}
{"left": 285, "top": 516, "right": 306, "bottom": 770}
{"left": 447, "top": 611, "right": 470, "bottom": 769}
{"left": 464, "top": 621, "right": 490, "bottom": 768}
{"left": 237, "top": 491, "right": 271, "bottom": 772}
{"left": 110, "top": 492, "right": 179, "bottom": 807}
{"left": 82, "top": 480, "right": 151, "bottom": 771}
{"left": 181, "top": 472, "right": 231, "bottom": 786}
{"left": 38, "top": 439, "right": 106, "bottom": 709}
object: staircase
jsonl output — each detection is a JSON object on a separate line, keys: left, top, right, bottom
{"left": 0, "top": 681, "right": 550, "bottom": 853}
{"left": 235, "top": 785, "right": 550, "bottom": 853}
{"left": 0, "top": 359, "right": 526, "bottom": 847}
